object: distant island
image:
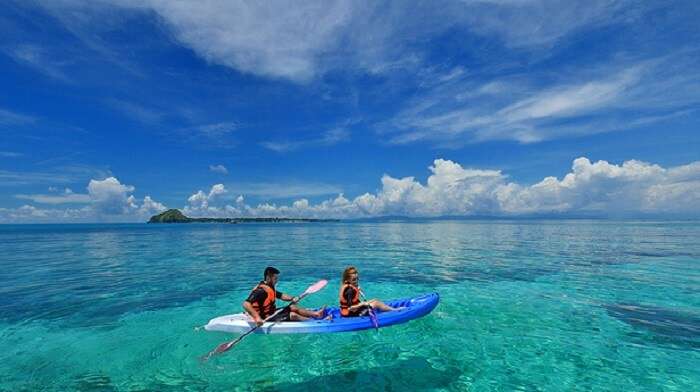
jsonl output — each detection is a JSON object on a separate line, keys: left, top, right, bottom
{"left": 147, "top": 209, "right": 340, "bottom": 224}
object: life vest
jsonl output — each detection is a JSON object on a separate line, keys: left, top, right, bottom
{"left": 339, "top": 283, "right": 360, "bottom": 316}
{"left": 250, "top": 282, "right": 276, "bottom": 318}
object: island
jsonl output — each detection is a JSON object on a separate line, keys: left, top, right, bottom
{"left": 147, "top": 209, "right": 340, "bottom": 224}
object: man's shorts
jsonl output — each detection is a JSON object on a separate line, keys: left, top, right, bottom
{"left": 267, "top": 307, "right": 291, "bottom": 322}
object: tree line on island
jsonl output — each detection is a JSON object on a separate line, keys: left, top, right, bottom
{"left": 148, "top": 209, "right": 340, "bottom": 224}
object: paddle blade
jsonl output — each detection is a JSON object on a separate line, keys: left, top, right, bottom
{"left": 369, "top": 310, "right": 379, "bottom": 330}
{"left": 304, "top": 279, "right": 328, "bottom": 295}
{"left": 201, "top": 341, "right": 234, "bottom": 361}
{"left": 213, "top": 341, "right": 234, "bottom": 354}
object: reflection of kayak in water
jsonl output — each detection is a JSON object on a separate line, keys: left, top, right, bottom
{"left": 204, "top": 292, "right": 440, "bottom": 334}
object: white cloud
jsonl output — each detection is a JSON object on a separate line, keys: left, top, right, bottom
{"left": 209, "top": 164, "right": 228, "bottom": 175}
{"left": 107, "top": 99, "right": 163, "bottom": 124}
{"left": 458, "top": 0, "right": 628, "bottom": 48}
{"left": 139, "top": 195, "right": 166, "bottom": 216}
{"left": 4, "top": 157, "right": 699, "bottom": 222}
{"left": 177, "top": 122, "right": 238, "bottom": 148}
{"left": 129, "top": 1, "right": 354, "bottom": 82}
{"left": 386, "top": 57, "right": 700, "bottom": 145}
{"left": 190, "top": 122, "right": 237, "bottom": 138}
{"left": 209, "top": 184, "right": 226, "bottom": 198}
{"left": 87, "top": 177, "right": 136, "bottom": 214}
{"left": 186, "top": 183, "right": 227, "bottom": 210}
{"left": 0, "top": 151, "right": 24, "bottom": 158}
{"left": 224, "top": 182, "right": 343, "bottom": 199}
{"left": 180, "top": 157, "right": 700, "bottom": 219}
{"left": 0, "top": 164, "right": 113, "bottom": 187}
{"left": 0, "top": 170, "right": 73, "bottom": 186}
{"left": 39, "top": 1, "right": 632, "bottom": 83}
{"left": 15, "top": 190, "right": 92, "bottom": 204}
{"left": 261, "top": 128, "right": 350, "bottom": 152}
{"left": 1, "top": 176, "right": 166, "bottom": 223}
{"left": 499, "top": 68, "right": 640, "bottom": 123}
{"left": 7, "top": 44, "right": 71, "bottom": 82}
{"left": 0, "top": 108, "right": 36, "bottom": 126}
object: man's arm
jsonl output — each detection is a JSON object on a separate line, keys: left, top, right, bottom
{"left": 277, "top": 291, "right": 299, "bottom": 303}
{"left": 242, "top": 300, "right": 264, "bottom": 326}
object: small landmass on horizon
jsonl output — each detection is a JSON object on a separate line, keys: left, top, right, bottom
{"left": 147, "top": 209, "right": 340, "bottom": 224}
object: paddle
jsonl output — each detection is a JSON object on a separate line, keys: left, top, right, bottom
{"left": 359, "top": 288, "right": 379, "bottom": 331}
{"left": 202, "top": 279, "right": 328, "bottom": 361}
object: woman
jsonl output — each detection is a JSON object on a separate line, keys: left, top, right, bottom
{"left": 339, "top": 266, "right": 396, "bottom": 317}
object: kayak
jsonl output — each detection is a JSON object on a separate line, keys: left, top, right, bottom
{"left": 204, "top": 292, "right": 439, "bottom": 334}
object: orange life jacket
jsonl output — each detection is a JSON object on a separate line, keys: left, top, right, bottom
{"left": 250, "top": 282, "right": 276, "bottom": 318}
{"left": 339, "top": 283, "right": 360, "bottom": 316}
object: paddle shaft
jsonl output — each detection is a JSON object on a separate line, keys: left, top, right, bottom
{"left": 359, "top": 289, "right": 379, "bottom": 330}
{"left": 220, "top": 294, "right": 303, "bottom": 348}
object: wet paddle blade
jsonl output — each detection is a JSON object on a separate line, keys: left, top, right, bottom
{"left": 201, "top": 338, "right": 237, "bottom": 361}
{"left": 211, "top": 341, "right": 233, "bottom": 355}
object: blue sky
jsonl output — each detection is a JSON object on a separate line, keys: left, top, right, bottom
{"left": 1, "top": 1, "right": 699, "bottom": 222}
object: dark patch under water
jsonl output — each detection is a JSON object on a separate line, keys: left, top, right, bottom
{"left": 261, "top": 357, "right": 461, "bottom": 391}
{"left": 604, "top": 303, "right": 700, "bottom": 349}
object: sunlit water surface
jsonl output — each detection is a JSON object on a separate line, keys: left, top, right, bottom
{"left": 1, "top": 221, "right": 698, "bottom": 391}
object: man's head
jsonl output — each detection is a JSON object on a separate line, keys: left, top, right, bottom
{"left": 264, "top": 266, "right": 280, "bottom": 285}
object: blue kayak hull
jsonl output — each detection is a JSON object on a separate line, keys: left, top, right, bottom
{"left": 204, "top": 292, "right": 440, "bottom": 334}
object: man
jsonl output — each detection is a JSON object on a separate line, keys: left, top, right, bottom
{"left": 242, "top": 266, "right": 325, "bottom": 326}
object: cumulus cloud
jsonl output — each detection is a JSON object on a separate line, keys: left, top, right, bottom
{"left": 87, "top": 177, "right": 137, "bottom": 214}
{"left": 139, "top": 195, "right": 166, "bottom": 216}
{"left": 4, "top": 158, "right": 699, "bottom": 223}
{"left": 1, "top": 176, "right": 166, "bottom": 223}
{"left": 181, "top": 158, "right": 700, "bottom": 219}
{"left": 209, "top": 164, "right": 228, "bottom": 175}
{"left": 186, "top": 183, "right": 227, "bottom": 210}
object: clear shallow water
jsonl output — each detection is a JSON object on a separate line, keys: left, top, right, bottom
{"left": 1, "top": 221, "right": 698, "bottom": 391}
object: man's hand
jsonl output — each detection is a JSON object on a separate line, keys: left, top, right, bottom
{"left": 254, "top": 316, "right": 264, "bottom": 326}
{"left": 292, "top": 296, "right": 300, "bottom": 304}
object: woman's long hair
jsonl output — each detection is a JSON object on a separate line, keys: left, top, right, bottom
{"left": 342, "top": 266, "right": 358, "bottom": 285}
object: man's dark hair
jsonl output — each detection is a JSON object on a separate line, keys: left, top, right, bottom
{"left": 264, "top": 266, "right": 280, "bottom": 279}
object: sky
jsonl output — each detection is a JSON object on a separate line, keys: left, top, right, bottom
{"left": 1, "top": 0, "right": 699, "bottom": 222}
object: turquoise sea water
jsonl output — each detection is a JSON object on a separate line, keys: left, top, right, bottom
{"left": 1, "top": 221, "right": 699, "bottom": 391}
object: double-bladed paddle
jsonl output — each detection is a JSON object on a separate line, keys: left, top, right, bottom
{"left": 202, "top": 279, "right": 328, "bottom": 361}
